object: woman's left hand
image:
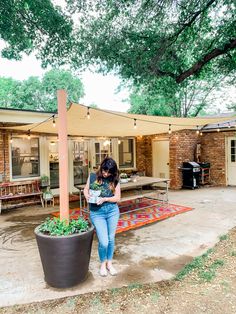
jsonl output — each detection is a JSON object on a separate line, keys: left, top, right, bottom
{"left": 96, "top": 197, "right": 107, "bottom": 205}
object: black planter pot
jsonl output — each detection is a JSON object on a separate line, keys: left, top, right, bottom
{"left": 35, "top": 225, "right": 94, "bottom": 288}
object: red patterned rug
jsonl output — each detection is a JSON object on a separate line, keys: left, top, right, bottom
{"left": 52, "top": 197, "right": 193, "bottom": 233}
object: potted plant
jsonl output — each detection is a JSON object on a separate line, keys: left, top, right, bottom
{"left": 43, "top": 189, "right": 53, "bottom": 200}
{"left": 89, "top": 181, "right": 104, "bottom": 203}
{"left": 35, "top": 90, "right": 94, "bottom": 289}
{"left": 120, "top": 172, "right": 129, "bottom": 183}
{"left": 40, "top": 174, "right": 49, "bottom": 187}
{"left": 35, "top": 216, "right": 94, "bottom": 288}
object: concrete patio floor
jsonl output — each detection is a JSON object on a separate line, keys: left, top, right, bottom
{"left": 1, "top": 186, "right": 236, "bottom": 307}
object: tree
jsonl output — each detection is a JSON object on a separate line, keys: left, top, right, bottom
{"left": 128, "top": 73, "right": 236, "bottom": 117}
{"left": 0, "top": 0, "right": 73, "bottom": 67}
{"left": 70, "top": 0, "right": 236, "bottom": 84}
{"left": 0, "top": 69, "right": 85, "bottom": 111}
{"left": 0, "top": 77, "right": 21, "bottom": 108}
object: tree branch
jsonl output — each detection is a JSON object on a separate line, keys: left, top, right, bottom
{"left": 176, "top": 38, "right": 236, "bottom": 83}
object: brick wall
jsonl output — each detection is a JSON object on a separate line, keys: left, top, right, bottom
{"left": 0, "top": 131, "right": 10, "bottom": 182}
{"left": 136, "top": 129, "right": 236, "bottom": 189}
{"left": 200, "top": 130, "right": 235, "bottom": 186}
{"left": 136, "top": 130, "right": 200, "bottom": 190}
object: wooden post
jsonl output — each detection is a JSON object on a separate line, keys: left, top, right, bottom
{"left": 57, "top": 90, "right": 69, "bottom": 222}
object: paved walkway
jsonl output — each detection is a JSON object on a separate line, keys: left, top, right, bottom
{"left": 0, "top": 187, "right": 236, "bottom": 307}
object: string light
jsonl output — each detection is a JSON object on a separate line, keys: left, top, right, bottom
{"left": 168, "top": 124, "right": 172, "bottom": 134}
{"left": 200, "top": 132, "right": 203, "bottom": 136}
{"left": 52, "top": 115, "right": 56, "bottom": 127}
{"left": 87, "top": 107, "right": 90, "bottom": 119}
{"left": 228, "top": 122, "right": 231, "bottom": 128}
{"left": 10, "top": 133, "right": 13, "bottom": 144}
{"left": 134, "top": 119, "right": 137, "bottom": 129}
{"left": 196, "top": 126, "right": 200, "bottom": 135}
{"left": 217, "top": 124, "right": 220, "bottom": 132}
{"left": 27, "top": 130, "right": 31, "bottom": 140}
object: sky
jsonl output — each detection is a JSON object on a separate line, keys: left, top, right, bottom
{"left": 0, "top": 41, "right": 130, "bottom": 112}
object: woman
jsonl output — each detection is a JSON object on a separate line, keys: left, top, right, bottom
{"left": 84, "top": 157, "right": 121, "bottom": 277}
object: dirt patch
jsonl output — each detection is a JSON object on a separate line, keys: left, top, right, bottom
{"left": 140, "top": 255, "right": 193, "bottom": 274}
{"left": 1, "top": 227, "right": 236, "bottom": 313}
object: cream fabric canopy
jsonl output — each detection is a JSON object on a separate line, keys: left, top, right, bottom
{"left": 5, "top": 103, "right": 235, "bottom": 137}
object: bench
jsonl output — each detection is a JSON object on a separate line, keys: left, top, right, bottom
{"left": 0, "top": 180, "right": 44, "bottom": 214}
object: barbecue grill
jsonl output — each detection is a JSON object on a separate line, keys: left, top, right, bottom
{"left": 182, "top": 161, "right": 200, "bottom": 189}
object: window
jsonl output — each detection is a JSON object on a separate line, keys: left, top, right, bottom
{"left": 118, "top": 138, "right": 135, "bottom": 168}
{"left": 73, "top": 141, "right": 89, "bottom": 185}
{"left": 231, "top": 140, "right": 236, "bottom": 162}
{"left": 93, "top": 140, "right": 112, "bottom": 169}
{"left": 49, "top": 140, "right": 59, "bottom": 188}
{"left": 11, "top": 137, "right": 40, "bottom": 179}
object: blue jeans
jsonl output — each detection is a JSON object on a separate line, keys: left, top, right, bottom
{"left": 90, "top": 203, "right": 120, "bottom": 263}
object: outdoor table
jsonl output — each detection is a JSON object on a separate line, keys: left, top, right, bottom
{"left": 75, "top": 176, "right": 170, "bottom": 214}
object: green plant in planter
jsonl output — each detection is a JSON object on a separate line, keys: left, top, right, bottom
{"left": 39, "top": 217, "right": 89, "bottom": 236}
{"left": 120, "top": 172, "right": 128, "bottom": 179}
{"left": 43, "top": 190, "right": 53, "bottom": 200}
{"left": 90, "top": 181, "right": 103, "bottom": 191}
{"left": 35, "top": 215, "right": 94, "bottom": 288}
{"left": 40, "top": 174, "right": 49, "bottom": 186}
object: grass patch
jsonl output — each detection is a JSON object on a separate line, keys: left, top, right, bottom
{"left": 175, "top": 248, "right": 213, "bottom": 281}
{"left": 127, "top": 282, "right": 143, "bottom": 290}
{"left": 219, "top": 234, "right": 228, "bottom": 241}
{"left": 198, "top": 259, "right": 224, "bottom": 282}
{"left": 150, "top": 291, "right": 160, "bottom": 302}
{"left": 230, "top": 250, "right": 236, "bottom": 257}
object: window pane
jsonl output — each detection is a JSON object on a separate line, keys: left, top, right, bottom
{"left": 119, "top": 139, "right": 134, "bottom": 168}
{"left": 231, "top": 140, "right": 236, "bottom": 163}
{"left": 11, "top": 137, "right": 40, "bottom": 178}
{"left": 49, "top": 140, "right": 59, "bottom": 188}
{"left": 73, "top": 141, "right": 88, "bottom": 185}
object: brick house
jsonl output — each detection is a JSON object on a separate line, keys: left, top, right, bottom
{"left": 0, "top": 106, "right": 235, "bottom": 195}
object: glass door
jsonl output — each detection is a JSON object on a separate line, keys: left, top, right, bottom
{"left": 73, "top": 140, "right": 89, "bottom": 185}
{"left": 91, "top": 139, "right": 112, "bottom": 170}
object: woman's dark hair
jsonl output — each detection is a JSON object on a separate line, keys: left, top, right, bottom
{"left": 97, "top": 157, "right": 120, "bottom": 188}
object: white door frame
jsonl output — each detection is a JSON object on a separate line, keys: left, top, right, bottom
{"left": 226, "top": 136, "right": 236, "bottom": 186}
{"left": 152, "top": 138, "right": 170, "bottom": 180}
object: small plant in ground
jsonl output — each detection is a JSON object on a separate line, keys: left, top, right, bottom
{"left": 150, "top": 291, "right": 160, "bottom": 302}
{"left": 219, "top": 234, "right": 228, "bottom": 241}
{"left": 198, "top": 259, "right": 224, "bottom": 282}
{"left": 127, "top": 282, "right": 143, "bottom": 290}
{"left": 230, "top": 250, "right": 236, "bottom": 256}
{"left": 175, "top": 248, "right": 213, "bottom": 281}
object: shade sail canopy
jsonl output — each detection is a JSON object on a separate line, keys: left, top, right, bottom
{"left": 2, "top": 103, "right": 235, "bottom": 137}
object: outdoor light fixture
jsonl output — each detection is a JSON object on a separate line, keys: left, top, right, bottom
{"left": 27, "top": 130, "right": 31, "bottom": 140}
{"left": 52, "top": 115, "right": 56, "bottom": 127}
{"left": 87, "top": 107, "right": 90, "bottom": 119}
{"left": 118, "top": 140, "right": 121, "bottom": 144}
{"left": 134, "top": 119, "right": 137, "bottom": 129}
{"left": 196, "top": 126, "right": 200, "bottom": 135}
{"left": 168, "top": 124, "right": 172, "bottom": 134}
{"left": 50, "top": 141, "right": 56, "bottom": 146}
{"left": 217, "top": 124, "right": 220, "bottom": 132}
